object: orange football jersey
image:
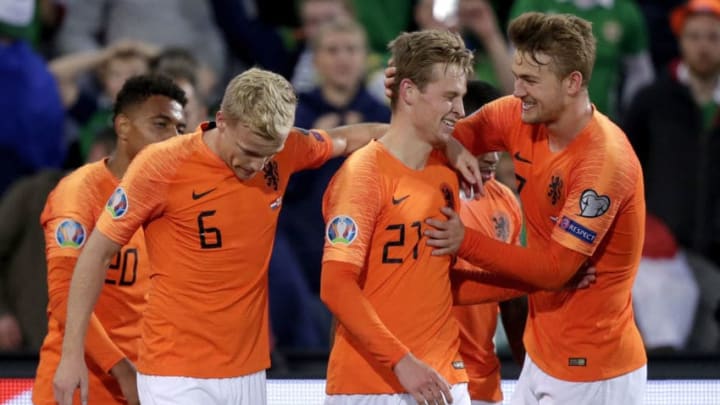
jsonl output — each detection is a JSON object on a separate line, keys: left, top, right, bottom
{"left": 322, "top": 141, "right": 467, "bottom": 394}
{"left": 452, "top": 178, "right": 522, "bottom": 402}
{"left": 34, "top": 160, "right": 149, "bottom": 405}
{"left": 453, "top": 96, "right": 647, "bottom": 382}
{"left": 95, "top": 123, "right": 332, "bottom": 378}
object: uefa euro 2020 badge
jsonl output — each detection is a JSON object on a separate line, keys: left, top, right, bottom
{"left": 326, "top": 215, "right": 358, "bottom": 245}
{"left": 55, "top": 219, "right": 87, "bottom": 249}
{"left": 105, "top": 187, "right": 129, "bottom": 219}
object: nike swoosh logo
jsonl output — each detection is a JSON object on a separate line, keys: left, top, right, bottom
{"left": 392, "top": 195, "right": 410, "bottom": 205}
{"left": 513, "top": 152, "right": 532, "bottom": 164}
{"left": 192, "top": 187, "right": 217, "bottom": 200}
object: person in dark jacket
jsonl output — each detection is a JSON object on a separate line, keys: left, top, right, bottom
{"left": 623, "top": 0, "right": 720, "bottom": 267}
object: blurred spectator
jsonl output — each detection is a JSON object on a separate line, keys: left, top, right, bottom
{"left": 0, "top": 0, "right": 65, "bottom": 196}
{"left": 633, "top": 214, "right": 700, "bottom": 353}
{"left": 351, "top": 0, "right": 414, "bottom": 57}
{"left": 0, "top": 0, "right": 65, "bottom": 57}
{"left": 456, "top": 0, "right": 515, "bottom": 94}
{"left": 291, "top": 0, "right": 356, "bottom": 93}
{"left": 623, "top": 0, "right": 720, "bottom": 267}
{"left": 0, "top": 131, "right": 115, "bottom": 353}
{"left": 411, "top": 0, "right": 514, "bottom": 94}
{"left": 54, "top": 0, "right": 225, "bottom": 101}
{"left": 509, "top": 0, "right": 655, "bottom": 119}
{"left": 50, "top": 40, "right": 154, "bottom": 165}
{"left": 269, "top": 19, "right": 390, "bottom": 349}
{"left": 151, "top": 47, "right": 210, "bottom": 131}
{"left": 0, "top": 169, "right": 63, "bottom": 352}
{"left": 637, "top": 0, "right": 686, "bottom": 72}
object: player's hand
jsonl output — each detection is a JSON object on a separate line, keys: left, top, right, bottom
{"left": 458, "top": 0, "right": 500, "bottom": 41}
{"left": 0, "top": 313, "right": 22, "bottom": 350}
{"left": 562, "top": 262, "right": 597, "bottom": 290}
{"left": 110, "top": 357, "right": 140, "bottom": 405}
{"left": 53, "top": 353, "right": 89, "bottom": 405}
{"left": 394, "top": 353, "right": 453, "bottom": 404}
{"left": 425, "top": 206, "right": 465, "bottom": 256}
{"left": 445, "top": 138, "right": 484, "bottom": 198}
{"left": 384, "top": 66, "right": 397, "bottom": 99}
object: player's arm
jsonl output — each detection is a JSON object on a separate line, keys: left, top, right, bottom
{"left": 321, "top": 121, "right": 483, "bottom": 190}
{"left": 53, "top": 230, "right": 121, "bottom": 405}
{"left": 426, "top": 210, "right": 591, "bottom": 289}
{"left": 457, "top": 229, "right": 589, "bottom": 290}
{"left": 320, "top": 162, "right": 409, "bottom": 367}
{"left": 47, "top": 256, "right": 127, "bottom": 373}
{"left": 450, "top": 266, "right": 531, "bottom": 305}
{"left": 321, "top": 261, "right": 409, "bottom": 366}
{"left": 325, "top": 123, "right": 388, "bottom": 158}
{"left": 322, "top": 262, "right": 452, "bottom": 402}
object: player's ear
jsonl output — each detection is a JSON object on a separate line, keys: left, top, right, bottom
{"left": 565, "top": 71, "right": 583, "bottom": 96}
{"left": 216, "top": 110, "right": 226, "bottom": 131}
{"left": 399, "top": 78, "right": 416, "bottom": 106}
{"left": 114, "top": 114, "right": 130, "bottom": 142}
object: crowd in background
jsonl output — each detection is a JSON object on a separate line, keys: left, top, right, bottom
{"left": 1, "top": 0, "right": 719, "bottom": 362}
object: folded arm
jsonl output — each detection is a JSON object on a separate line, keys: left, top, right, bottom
{"left": 458, "top": 227, "right": 588, "bottom": 290}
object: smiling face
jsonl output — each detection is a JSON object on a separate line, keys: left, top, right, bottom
{"left": 511, "top": 50, "right": 567, "bottom": 125}
{"left": 410, "top": 63, "right": 467, "bottom": 146}
{"left": 314, "top": 27, "right": 367, "bottom": 92}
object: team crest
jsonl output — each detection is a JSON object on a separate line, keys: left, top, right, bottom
{"left": 440, "top": 183, "right": 455, "bottom": 209}
{"left": 55, "top": 219, "right": 86, "bottom": 249}
{"left": 263, "top": 160, "right": 279, "bottom": 191}
{"left": 105, "top": 187, "right": 128, "bottom": 219}
{"left": 492, "top": 213, "right": 510, "bottom": 242}
{"left": 326, "top": 215, "right": 358, "bottom": 245}
{"left": 547, "top": 175, "right": 563, "bottom": 206}
{"left": 579, "top": 189, "right": 610, "bottom": 218}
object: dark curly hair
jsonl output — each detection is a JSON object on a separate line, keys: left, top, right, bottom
{"left": 113, "top": 74, "right": 188, "bottom": 121}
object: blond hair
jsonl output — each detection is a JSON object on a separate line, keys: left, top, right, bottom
{"left": 387, "top": 30, "right": 474, "bottom": 109}
{"left": 508, "top": 12, "right": 596, "bottom": 86}
{"left": 220, "top": 68, "right": 297, "bottom": 141}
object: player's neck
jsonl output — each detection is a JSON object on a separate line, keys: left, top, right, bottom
{"left": 546, "top": 93, "right": 593, "bottom": 152}
{"left": 106, "top": 151, "right": 129, "bottom": 179}
{"left": 202, "top": 127, "right": 224, "bottom": 161}
{"left": 380, "top": 120, "right": 434, "bottom": 170}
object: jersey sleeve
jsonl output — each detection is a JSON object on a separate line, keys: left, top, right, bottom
{"left": 322, "top": 153, "right": 383, "bottom": 268}
{"left": 42, "top": 181, "right": 98, "bottom": 260}
{"left": 453, "top": 96, "right": 515, "bottom": 155}
{"left": 46, "top": 256, "right": 125, "bottom": 372}
{"left": 551, "top": 139, "right": 638, "bottom": 256}
{"left": 288, "top": 128, "right": 334, "bottom": 172}
{"left": 96, "top": 146, "right": 174, "bottom": 245}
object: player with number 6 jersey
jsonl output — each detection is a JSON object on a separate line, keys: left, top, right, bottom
{"left": 53, "top": 68, "right": 390, "bottom": 405}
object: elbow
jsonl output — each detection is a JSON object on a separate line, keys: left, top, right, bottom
{"left": 320, "top": 275, "right": 342, "bottom": 313}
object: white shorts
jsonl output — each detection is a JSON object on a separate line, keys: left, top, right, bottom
{"left": 471, "top": 400, "right": 501, "bottom": 405}
{"left": 325, "top": 382, "right": 470, "bottom": 405}
{"left": 137, "top": 370, "right": 266, "bottom": 405}
{"left": 511, "top": 355, "right": 646, "bottom": 405}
